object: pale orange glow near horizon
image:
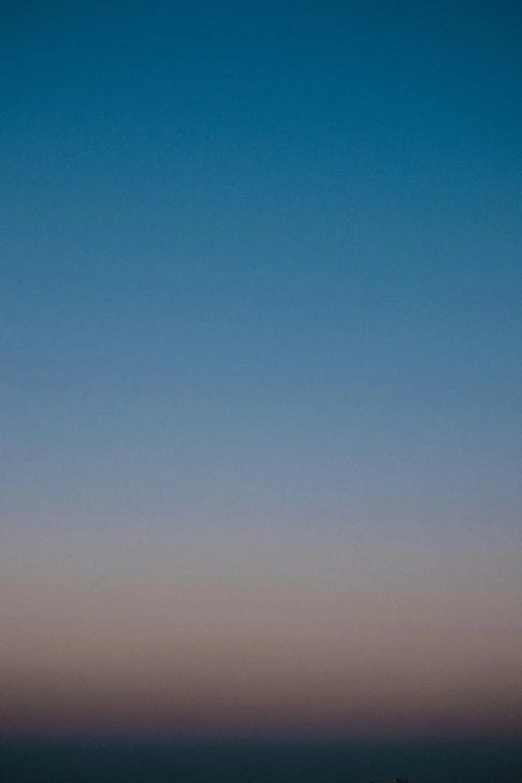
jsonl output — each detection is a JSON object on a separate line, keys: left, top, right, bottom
{"left": 2, "top": 520, "right": 521, "bottom": 740}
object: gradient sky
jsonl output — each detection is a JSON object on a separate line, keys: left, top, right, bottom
{"left": 1, "top": 0, "right": 521, "bottom": 740}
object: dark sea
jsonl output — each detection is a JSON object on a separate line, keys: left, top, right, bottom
{"left": 2, "top": 738, "right": 521, "bottom": 783}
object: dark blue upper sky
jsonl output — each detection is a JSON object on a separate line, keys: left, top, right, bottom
{"left": 2, "top": 0, "right": 521, "bottom": 531}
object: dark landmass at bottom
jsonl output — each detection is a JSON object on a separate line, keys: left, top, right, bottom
{"left": 2, "top": 736, "right": 521, "bottom": 783}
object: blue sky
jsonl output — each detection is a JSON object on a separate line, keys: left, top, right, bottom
{"left": 1, "top": 0, "right": 521, "bottom": 738}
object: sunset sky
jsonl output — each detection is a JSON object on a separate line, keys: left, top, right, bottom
{"left": 1, "top": 0, "right": 521, "bottom": 740}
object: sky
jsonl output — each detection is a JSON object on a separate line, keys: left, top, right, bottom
{"left": 1, "top": 0, "right": 521, "bottom": 741}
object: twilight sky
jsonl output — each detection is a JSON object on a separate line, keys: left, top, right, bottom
{"left": 1, "top": 0, "right": 521, "bottom": 740}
